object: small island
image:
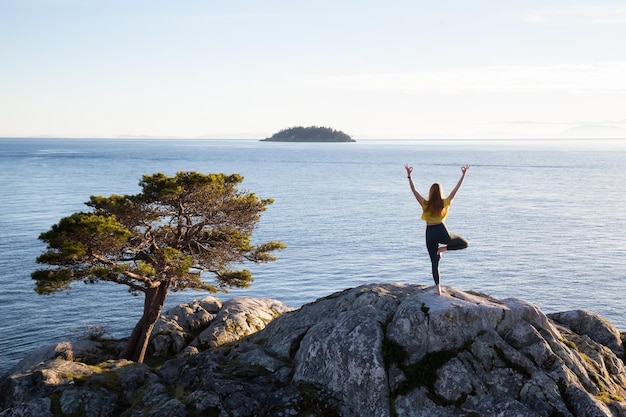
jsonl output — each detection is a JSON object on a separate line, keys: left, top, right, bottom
{"left": 261, "top": 126, "right": 355, "bottom": 142}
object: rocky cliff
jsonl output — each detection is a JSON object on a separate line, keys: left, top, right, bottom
{"left": 1, "top": 283, "right": 625, "bottom": 417}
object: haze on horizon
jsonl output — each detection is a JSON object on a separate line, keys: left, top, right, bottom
{"left": 1, "top": 1, "right": 625, "bottom": 140}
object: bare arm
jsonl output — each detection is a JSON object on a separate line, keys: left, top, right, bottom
{"left": 447, "top": 164, "right": 470, "bottom": 202}
{"left": 404, "top": 164, "right": 425, "bottom": 205}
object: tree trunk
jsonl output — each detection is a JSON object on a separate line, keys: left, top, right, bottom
{"left": 120, "top": 283, "right": 169, "bottom": 363}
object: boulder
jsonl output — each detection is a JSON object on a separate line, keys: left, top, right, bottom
{"left": 254, "top": 284, "right": 626, "bottom": 416}
{"left": 149, "top": 297, "right": 221, "bottom": 356}
{"left": 548, "top": 309, "right": 624, "bottom": 359}
{"left": 193, "top": 297, "right": 293, "bottom": 349}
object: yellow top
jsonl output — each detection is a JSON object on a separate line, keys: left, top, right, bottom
{"left": 421, "top": 198, "right": 451, "bottom": 223}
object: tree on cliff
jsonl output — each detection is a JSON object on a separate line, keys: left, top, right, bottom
{"left": 32, "top": 171, "right": 286, "bottom": 363}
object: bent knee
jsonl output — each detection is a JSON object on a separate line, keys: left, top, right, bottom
{"left": 451, "top": 239, "right": 469, "bottom": 250}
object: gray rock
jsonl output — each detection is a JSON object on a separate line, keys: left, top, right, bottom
{"left": 197, "top": 295, "right": 223, "bottom": 313}
{"left": 149, "top": 298, "right": 216, "bottom": 356}
{"left": 161, "top": 299, "right": 214, "bottom": 332}
{"left": 150, "top": 323, "right": 188, "bottom": 357}
{"left": 549, "top": 309, "right": 624, "bottom": 359}
{"left": 59, "top": 388, "right": 117, "bottom": 416}
{"left": 194, "top": 297, "right": 293, "bottom": 349}
{"left": 2, "top": 284, "right": 626, "bottom": 417}
{"left": 434, "top": 358, "right": 474, "bottom": 403}
{"left": 293, "top": 307, "right": 389, "bottom": 417}
{"left": 146, "top": 398, "right": 188, "bottom": 417}
{"left": 0, "top": 398, "right": 52, "bottom": 417}
{"left": 6, "top": 340, "right": 105, "bottom": 376}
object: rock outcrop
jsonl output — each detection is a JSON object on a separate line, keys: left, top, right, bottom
{"left": 1, "top": 284, "right": 625, "bottom": 417}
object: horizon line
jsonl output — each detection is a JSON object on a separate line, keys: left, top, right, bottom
{"left": 1, "top": 136, "right": 626, "bottom": 141}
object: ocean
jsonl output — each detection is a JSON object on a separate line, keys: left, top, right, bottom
{"left": 1, "top": 138, "right": 625, "bottom": 374}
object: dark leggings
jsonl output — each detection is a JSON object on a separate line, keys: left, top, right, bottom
{"left": 425, "top": 223, "right": 469, "bottom": 285}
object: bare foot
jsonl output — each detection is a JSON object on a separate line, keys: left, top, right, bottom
{"left": 437, "top": 247, "right": 446, "bottom": 260}
{"left": 436, "top": 284, "right": 442, "bottom": 296}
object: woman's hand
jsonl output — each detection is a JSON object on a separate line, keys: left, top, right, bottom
{"left": 448, "top": 164, "right": 470, "bottom": 201}
{"left": 405, "top": 164, "right": 423, "bottom": 203}
{"left": 404, "top": 164, "right": 414, "bottom": 177}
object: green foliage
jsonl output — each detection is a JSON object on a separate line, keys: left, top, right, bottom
{"left": 135, "top": 261, "right": 156, "bottom": 276}
{"left": 37, "top": 212, "right": 132, "bottom": 262}
{"left": 32, "top": 268, "right": 74, "bottom": 294}
{"left": 33, "top": 171, "right": 285, "bottom": 296}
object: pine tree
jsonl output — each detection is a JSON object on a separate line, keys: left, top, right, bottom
{"left": 32, "top": 171, "right": 286, "bottom": 363}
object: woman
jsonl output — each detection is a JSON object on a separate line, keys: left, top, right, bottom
{"left": 405, "top": 163, "right": 470, "bottom": 295}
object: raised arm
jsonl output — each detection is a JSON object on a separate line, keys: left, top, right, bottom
{"left": 405, "top": 164, "right": 425, "bottom": 205}
{"left": 447, "top": 164, "right": 470, "bottom": 201}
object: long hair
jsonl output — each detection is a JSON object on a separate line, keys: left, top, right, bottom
{"left": 425, "top": 183, "right": 445, "bottom": 216}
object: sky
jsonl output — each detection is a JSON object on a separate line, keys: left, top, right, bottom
{"left": 1, "top": 0, "right": 625, "bottom": 140}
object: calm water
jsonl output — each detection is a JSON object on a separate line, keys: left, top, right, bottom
{"left": 1, "top": 138, "right": 625, "bottom": 374}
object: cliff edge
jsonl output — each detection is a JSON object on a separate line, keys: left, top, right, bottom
{"left": 1, "top": 283, "right": 625, "bottom": 417}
